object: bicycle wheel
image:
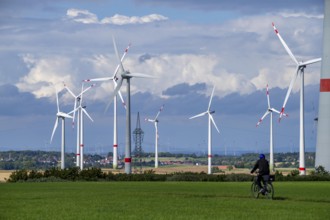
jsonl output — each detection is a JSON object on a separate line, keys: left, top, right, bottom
{"left": 251, "top": 182, "right": 260, "bottom": 199}
{"left": 265, "top": 183, "right": 274, "bottom": 200}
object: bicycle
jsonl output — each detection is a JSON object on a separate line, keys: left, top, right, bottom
{"left": 251, "top": 174, "right": 274, "bottom": 199}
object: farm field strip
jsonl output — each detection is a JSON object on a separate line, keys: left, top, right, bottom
{"left": 0, "top": 182, "right": 329, "bottom": 219}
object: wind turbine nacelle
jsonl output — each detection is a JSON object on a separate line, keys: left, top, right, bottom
{"left": 210, "top": 110, "right": 215, "bottom": 114}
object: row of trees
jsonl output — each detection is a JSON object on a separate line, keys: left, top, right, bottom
{"left": 0, "top": 150, "right": 316, "bottom": 170}
{"left": 7, "top": 166, "right": 330, "bottom": 183}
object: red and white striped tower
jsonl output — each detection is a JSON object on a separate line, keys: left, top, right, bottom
{"left": 76, "top": 106, "right": 81, "bottom": 167}
{"left": 113, "top": 95, "right": 118, "bottom": 169}
{"left": 316, "top": 0, "right": 330, "bottom": 171}
{"left": 207, "top": 114, "right": 212, "bottom": 174}
{"left": 80, "top": 106, "right": 84, "bottom": 170}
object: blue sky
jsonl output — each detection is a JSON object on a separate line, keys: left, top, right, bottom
{"left": 0, "top": 0, "right": 324, "bottom": 155}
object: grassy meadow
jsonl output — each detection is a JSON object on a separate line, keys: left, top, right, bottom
{"left": 0, "top": 181, "right": 329, "bottom": 220}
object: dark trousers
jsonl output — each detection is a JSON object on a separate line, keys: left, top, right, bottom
{"left": 257, "top": 175, "right": 269, "bottom": 191}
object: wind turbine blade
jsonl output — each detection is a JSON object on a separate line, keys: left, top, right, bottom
{"left": 113, "top": 35, "right": 125, "bottom": 74}
{"left": 145, "top": 118, "right": 155, "bottom": 123}
{"left": 266, "top": 84, "right": 270, "bottom": 109}
{"left": 79, "top": 83, "right": 96, "bottom": 98}
{"left": 270, "top": 108, "right": 281, "bottom": 114}
{"left": 113, "top": 43, "right": 131, "bottom": 78}
{"left": 63, "top": 83, "right": 77, "bottom": 127}
{"left": 82, "top": 108, "right": 94, "bottom": 122}
{"left": 71, "top": 99, "right": 77, "bottom": 127}
{"left": 189, "top": 111, "right": 208, "bottom": 119}
{"left": 67, "top": 108, "right": 78, "bottom": 116}
{"left": 155, "top": 104, "right": 164, "bottom": 120}
{"left": 83, "top": 77, "right": 113, "bottom": 82}
{"left": 112, "top": 79, "right": 126, "bottom": 109}
{"left": 105, "top": 78, "right": 124, "bottom": 113}
{"left": 126, "top": 72, "right": 155, "bottom": 78}
{"left": 280, "top": 66, "right": 299, "bottom": 121}
{"left": 50, "top": 118, "right": 59, "bottom": 143}
{"left": 80, "top": 83, "right": 85, "bottom": 104}
{"left": 209, "top": 114, "right": 220, "bottom": 133}
{"left": 300, "top": 58, "right": 322, "bottom": 66}
{"left": 272, "top": 22, "right": 299, "bottom": 65}
{"left": 58, "top": 112, "right": 73, "bottom": 119}
{"left": 208, "top": 86, "right": 216, "bottom": 111}
{"left": 256, "top": 111, "right": 270, "bottom": 127}
{"left": 117, "top": 91, "right": 127, "bottom": 109}
{"left": 64, "top": 83, "right": 76, "bottom": 98}
{"left": 272, "top": 108, "right": 288, "bottom": 117}
{"left": 55, "top": 88, "right": 60, "bottom": 113}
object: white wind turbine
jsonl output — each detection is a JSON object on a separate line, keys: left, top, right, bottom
{"left": 107, "top": 36, "right": 154, "bottom": 174}
{"left": 272, "top": 22, "right": 321, "bottom": 175}
{"left": 83, "top": 41, "right": 130, "bottom": 169}
{"left": 189, "top": 86, "right": 220, "bottom": 174}
{"left": 256, "top": 84, "right": 286, "bottom": 172}
{"left": 64, "top": 83, "right": 95, "bottom": 169}
{"left": 145, "top": 104, "right": 165, "bottom": 168}
{"left": 50, "top": 87, "right": 73, "bottom": 169}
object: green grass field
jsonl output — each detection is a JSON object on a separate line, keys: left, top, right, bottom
{"left": 0, "top": 181, "right": 329, "bottom": 219}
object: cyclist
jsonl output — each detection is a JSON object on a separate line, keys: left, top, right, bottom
{"left": 250, "top": 154, "right": 270, "bottom": 194}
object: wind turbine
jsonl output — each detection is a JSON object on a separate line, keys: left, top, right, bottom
{"left": 64, "top": 83, "right": 95, "bottom": 169}
{"left": 50, "top": 88, "right": 73, "bottom": 169}
{"left": 145, "top": 104, "right": 165, "bottom": 168}
{"left": 256, "top": 84, "right": 286, "bottom": 172}
{"left": 83, "top": 42, "right": 130, "bottom": 169}
{"left": 108, "top": 36, "right": 154, "bottom": 174}
{"left": 189, "top": 86, "right": 220, "bottom": 174}
{"left": 272, "top": 22, "right": 321, "bottom": 175}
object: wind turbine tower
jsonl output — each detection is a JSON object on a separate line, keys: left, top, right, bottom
{"left": 50, "top": 88, "right": 73, "bottom": 169}
{"left": 190, "top": 86, "right": 220, "bottom": 174}
{"left": 65, "top": 83, "right": 95, "bottom": 169}
{"left": 107, "top": 37, "right": 154, "bottom": 174}
{"left": 272, "top": 23, "right": 321, "bottom": 175}
{"left": 84, "top": 42, "right": 129, "bottom": 169}
{"left": 256, "top": 84, "right": 285, "bottom": 172}
{"left": 316, "top": 0, "right": 330, "bottom": 171}
{"left": 146, "top": 104, "right": 164, "bottom": 168}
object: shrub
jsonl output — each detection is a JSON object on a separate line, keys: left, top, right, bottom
{"left": 28, "top": 170, "right": 43, "bottom": 179}
{"left": 288, "top": 169, "right": 300, "bottom": 177}
{"left": 79, "top": 167, "right": 105, "bottom": 181}
{"left": 224, "top": 174, "right": 251, "bottom": 182}
{"left": 315, "top": 165, "right": 329, "bottom": 176}
{"left": 274, "top": 170, "right": 285, "bottom": 181}
{"left": 7, "top": 170, "right": 29, "bottom": 182}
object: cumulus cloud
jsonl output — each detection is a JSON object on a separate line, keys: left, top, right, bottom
{"left": 15, "top": 54, "right": 73, "bottom": 99}
{"left": 66, "top": 8, "right": 168, "bottom": 25}
{"left": 11, "top": 6, "right": 323, "bottom": 106}
{"left": 66, "top": 8, "right": 99, "bottom": 24}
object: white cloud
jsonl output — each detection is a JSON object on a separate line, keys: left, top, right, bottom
{"left": 279, "top": 11, "right": 323, "bottom": 19}
{"left": 66, "top": 8, "right": 98, "bottom": 24}
{"left": 66, "top": 8, "right": 168, "bottom": 25}
{"left": 16, "top": 54, "right": 73, "bottom": 99}
{"left": 13, "top": 8, "right": 322, "bottom": 105}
